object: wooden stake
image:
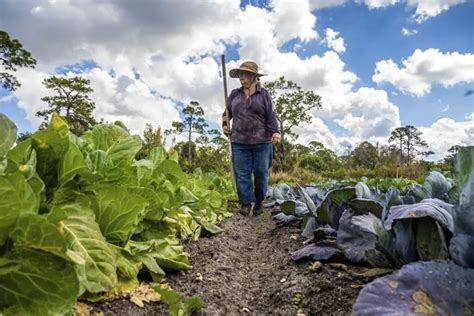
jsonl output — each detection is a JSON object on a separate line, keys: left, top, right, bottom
{"left": 221, "top": 54, "right": 233, "bottom": 177}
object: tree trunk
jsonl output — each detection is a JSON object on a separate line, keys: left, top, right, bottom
{"left": 278, "top": 118, "right": 284, "bottom": 144}
{"left": 399, "top": 138, "right": 403, "bottom": 165}
{"left": 188, "top": 113, "right": 192, "bottom": 165}
{"left": 407, "top": 135, "right": 411, "bottom": 165}
{"left": 278, "top": 119, "right": 285, "bottom": 169}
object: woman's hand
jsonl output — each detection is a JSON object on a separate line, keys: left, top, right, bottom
{"left": 272, "top": 132, "right": 281, "bottom": 144}
{"left": 223, "top": 126, "right": 231, "bottom": 136}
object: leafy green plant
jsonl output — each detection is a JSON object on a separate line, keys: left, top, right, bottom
{"left": 0, "top": 113, "right": 233, "bottom": 315}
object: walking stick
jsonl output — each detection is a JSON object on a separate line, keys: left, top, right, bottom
{"left": 221, "top": 55, "right": 234, "bottom": 179}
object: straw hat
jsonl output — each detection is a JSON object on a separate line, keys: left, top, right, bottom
{"left": 229, "top": 61, "right": 267, "bottom": 78}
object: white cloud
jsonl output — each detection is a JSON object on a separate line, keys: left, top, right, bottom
{"left": 373, "top": 48, "right": 474, "bottom": 96}
{"left": 12, "top": 67, "right": 181, "bottom": 135}
{"left": 10, "top": 68, "right": 50, "bottom": 127}
{"left": 408, "top": 0, "right": 466, "bottom": 23}
{"left": 294, "top": 117, "right": 342, "bottom": 151}
{"left": 85, "top": 68, "right": 181, "bottom": 135}
{"left": 334, "top": 87, "right": 400, "bottom": 139}
{"left": 323, "top": 28, "right": 346, "bottom": 53}
{"left": 271, "top": 0, "right": 317, "bottom": 46}
{"left": 363, "top": 0, "right": 400, "bottom": 9}
{"left": 359, "top": 0, "right": 465, "bottom": 22}
{"left": 401, "top": 28, "right": 418, "bottom": 36}
{"left": 308, "top": 0, "right": 347, "bottom": 9}
{"left": 419, "top": 115, "right": 474, "bottom": 160}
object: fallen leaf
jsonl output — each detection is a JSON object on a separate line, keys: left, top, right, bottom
{"left": 309, "top": 261, "right": 322, "bottom": 272}
{"left": 353, "top": 268, "right": 394, "bottom": 278}
{"left": 73, "top": 302, "right": 92, "bottom": 315}
{"left": 329, "top": 263, "right": 351, "bottom": 274}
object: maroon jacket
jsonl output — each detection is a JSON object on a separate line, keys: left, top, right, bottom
{"left": 223, "top": 85, "right": 280, "bottom": 144}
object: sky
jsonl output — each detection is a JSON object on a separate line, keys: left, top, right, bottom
{"left": 0, "top": 0, "right": 473, "bottom": 160}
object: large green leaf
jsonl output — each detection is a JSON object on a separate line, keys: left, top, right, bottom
{"left": 92, "top": 184, "right": 149, "bottom": 244}
{"left": 126, "top": 239, "right": 191, "bottom": 272}
{"left": 158, "top": 159, "right": 186, "bottom": 183}
{"left": 0, "top": 250, "right": 79, "bottom": 316}
{"left": 51, "top": 180, "right": 91, "bottom": 207}
{"left": 0, "top": 173, "right": 38, "bottom": 245}
{"left": 84, "top": 124, "right": 142, "bottom": 165}
{"left": 10, "top": 214, "right": 69, "bottom": 260}
{"left": 176, "top": 186, "right": 199, "bottom": 204}
{"left": 113, "top": 246, "right": 140, "bottom": 280}
{"left": 84, "top": 124, "right": 129, "bottom": 150}
{"left": 5, "top": 138, "right": 32, "bottom": 166}
{"left": 0, "top": 113, "right": 17, "bottom": 157}
{"left": 31, "top": 114, "right": 70, "bottom": 193}
{"left": 59, "top": 141, "right": 90, "bottom": 184}
{"left": 133, "top": 159, "right": 154, "bottom": 184}
{"left": 416, "top": 217, "right": 449, "bottom": 260}
{"left": 150, "top": 146, "right": 166, "bottom": 168}
{"left": 0, "top": 258, "right": 21, "bottom": 276}
{"left": 86, "top": 149, "right": 111, "bottom": 174}
{"left": 48, "top": 204, "right": 118, "bottom": 293}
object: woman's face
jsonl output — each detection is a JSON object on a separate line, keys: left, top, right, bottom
{"left": 239, "top": 71, "right": 256, "bottom": 88}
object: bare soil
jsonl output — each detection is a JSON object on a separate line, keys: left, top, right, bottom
{"left": 92, "top": 210, "right": 373, "bottom": 315}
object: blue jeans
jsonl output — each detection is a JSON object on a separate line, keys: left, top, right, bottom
{"left": 231, "top": 142, "right": 273, "bottom": 205}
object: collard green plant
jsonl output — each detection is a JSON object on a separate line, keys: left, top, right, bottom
{"left": 0, "top": 113, "right": 17, "bottom": 157}
{"left": 0, "top": 113, "right": 234, "bottom": 314}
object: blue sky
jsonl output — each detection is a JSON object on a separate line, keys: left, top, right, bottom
{"left": 0, "top": 0, "right": 472, "bottom": 159}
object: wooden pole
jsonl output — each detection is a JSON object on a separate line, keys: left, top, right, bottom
{"left": 221, "top": 54, "right": 234, "bottom": 178}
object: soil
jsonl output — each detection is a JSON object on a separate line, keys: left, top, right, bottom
{"left": 91, "top": 210, "right": 374, "bottom": 315}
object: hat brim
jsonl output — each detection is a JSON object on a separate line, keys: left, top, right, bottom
{"left": 229, "top": 68, "right": 267, "bottom": 78}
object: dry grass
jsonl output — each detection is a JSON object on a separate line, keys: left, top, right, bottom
{"left": 269, "top": 162, "right": 428, "bottom": 185}
{"left": 269, "top": 169, "right": 327, "bottom": 185}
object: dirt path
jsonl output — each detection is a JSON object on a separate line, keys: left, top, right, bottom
{"left": 93, "top": 211, "right": 368, "bottom": 315}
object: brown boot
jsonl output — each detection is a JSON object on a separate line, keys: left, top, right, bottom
{"left": 235, "top": 204, "right": 252, "bottom": 216}
{"left": 252, "top": 201, "right": 263, "bottom": 216}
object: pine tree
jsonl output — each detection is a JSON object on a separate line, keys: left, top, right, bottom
{"left": 0, "top": 30, "right": 37, "bottom": 91}
{"left": 36, "top": 76, "right": 97, "bottom": 135}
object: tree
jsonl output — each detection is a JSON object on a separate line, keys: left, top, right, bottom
{"left": 0, "top": 30, "right": 37, "bottom": 91}
{"left": 388, "top": 125, "right": 429, "bottom": 165}
{"left": 351, "top": 141, "right": 378, "bottom": 169}
{"left": 403, "top": 125, "right": 428, "bottom": 164}
{"left": 378, "top": 144, "right": 400, "bottom": 165}
{"left": 136, "top": 123, "right": 164, "bottom": 159}
{"left": 17, "top": 131, "right": 32, "bottom": 143}
{"left": 389, "top": 127, "right": 405, "bottom": 164}
{"left": 264, "top": 76, "right": 322, "bottom": 142}
{"left": 166, "top": 101, "right": 217, "bottom": 166}
{"left": 36, "top": 76, "right": 97, "bottom": 135}
{"left": 264, "top": 76, "right": 322, "bottom": 170}
{"left": 308, "top": 141, "right": 325, "bottom": 154}
{"left": 444, "top": 145, "right": 462, "bottom": 165}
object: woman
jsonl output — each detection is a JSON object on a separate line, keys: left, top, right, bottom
{"left": 222, "top": 61, "right": 281, "bottom": 216}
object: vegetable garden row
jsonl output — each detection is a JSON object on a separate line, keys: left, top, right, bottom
{"left": 267, "top": 148, "right": 474, "bottom": 314}
{"left": 0, "top": 113, "right": 233, "bottom": 315}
